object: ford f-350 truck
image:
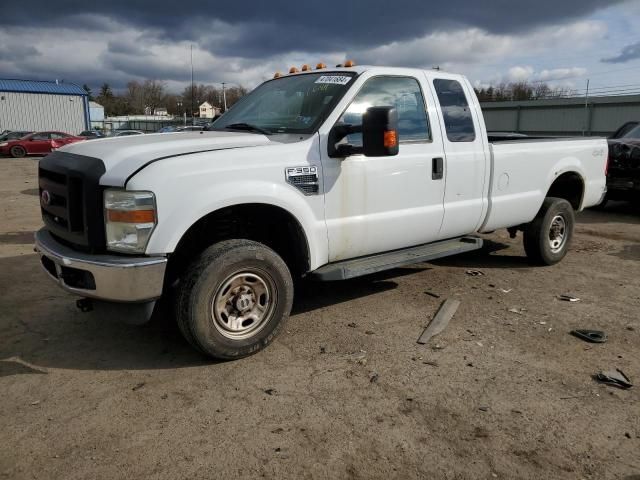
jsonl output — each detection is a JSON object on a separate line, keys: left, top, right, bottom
{"left": 35, "top": 64, "right": 608, "bottom": 359}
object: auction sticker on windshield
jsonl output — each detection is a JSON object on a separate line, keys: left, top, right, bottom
{"left": 315, "top": 75, "right": 351, "bottom": 85}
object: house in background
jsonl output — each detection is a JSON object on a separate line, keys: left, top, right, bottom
{"left": 143, "top": 106, "right": 169, "bottom": 116}
{"left": 199, "top": 101, "right": 221, "bottom": 119}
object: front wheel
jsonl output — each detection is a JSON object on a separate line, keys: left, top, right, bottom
{"left": 523, "top": 197, "right": 575, "bottom": 265}
{"left": 176, "top": 239, "right": 294, "bottom": 359}
{"left": 10, "top": 146, "right": 26, "bottom": 158}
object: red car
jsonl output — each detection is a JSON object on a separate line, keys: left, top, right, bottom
{"left": 0, "top": 131, "right": 85, "bottom": 158}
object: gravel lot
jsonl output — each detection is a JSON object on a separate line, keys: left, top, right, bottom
{"left": 1, "top": 157, "right": 639, "bottom": 480}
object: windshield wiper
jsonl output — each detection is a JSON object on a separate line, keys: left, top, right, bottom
{"left": 224, "top": 123, "right": 272, "bottom": 135}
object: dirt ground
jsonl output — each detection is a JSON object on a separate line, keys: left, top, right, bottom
{"left": 1, "top": 157, "right": 639, "bottom": 480}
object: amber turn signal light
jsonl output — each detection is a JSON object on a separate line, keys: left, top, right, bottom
{"left": 273, "top": 72, "right": 282, "bottom": 78}
{"left": 289, "top": 67, "right": 299, "bottom": 74}
{"left": 301, "top": 64, "right": 311, "bottom": 71}
{"left": 383, "top": 130, "right": 398, "bottom": 148}
{"left": 316, "top": 63, "right": 327, "bottom": 69}
{"left": 343, "top": 60, "right": 355, "bottom": 67}
{"left": 107, "top": 209, "right": 156, "bottom": 223}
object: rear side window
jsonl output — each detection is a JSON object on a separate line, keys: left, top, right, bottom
{"left": 433, "top": 79, "right": 476, "bottom": 142}
{"left": 339, "top": 76, "right": 430, "bottom": 145}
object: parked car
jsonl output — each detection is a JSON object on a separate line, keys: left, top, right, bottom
{"left": 177, "top": 125, "right": 204, "bottom": 132}
{"left": 0, "top": 131, "right": 85, "bottom": 157}
{"left": 158, "top": 126, "right": 178, "bottom": 133}
{"left": 111, "top": 130, "right": 145, "bottom": 137}
{"left": 0, "top": 130, "right": 33, "bottom": 143}
{"left": 80, "top": 130, "right": 106, "bottom": 139}
{"left": 35, "top": 64, "right": 607, "bottom": 360}
{"left": 604, "top": 121, "right": 640, "bottom": 204}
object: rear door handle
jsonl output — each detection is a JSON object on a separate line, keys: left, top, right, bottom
{"left": 432, "top": 157, "right": 444, "bottom": 180}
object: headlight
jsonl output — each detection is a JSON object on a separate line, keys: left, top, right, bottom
{"left": 104, "top": 189, "right": 157, "bottom": 253}
{"left": 0, "top": 142, "right": 8, "bottom": 147}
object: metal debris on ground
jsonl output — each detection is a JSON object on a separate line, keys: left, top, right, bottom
{"left": 132, "top": 382, "right": 145, "bottom": 391}
{"left": 369, "top": 372, "right": 379, "bottom": 383}
{"left": 263, "top": 388, "right": 277, "bottom": 395}
{"left": 508, "top": 307, "right": 526, "bottom": 315}
{"left": 417, "top": 298, "right": 460, "bottom": 345}
{"left": 424, "top": 291, "right": 441, "bottom": 298}
{"left": 595, "top": 369, "right": 633, "bottom": 389}
{"left": 570, "top": 329, "right": 607, "bottom": 343}
{"left": 558, "top": 294, "right": 580, "bottom": 302}
{"left": 499, "top": 288, "right": 512, "bottom": 293}
{"left": 465, "top": 269, "right": 485, "bottom": 276}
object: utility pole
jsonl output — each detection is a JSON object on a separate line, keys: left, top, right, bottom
{"left": 583, "top": 79, "right": 590, "bottom": 136}
{"left": 190, "top": 44, "right": 195, "bottom": 126}
{"left": 221, "top": 82, "right": 228, "bottom": 112}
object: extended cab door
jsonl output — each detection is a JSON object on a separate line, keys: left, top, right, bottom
{"left": 320, "top": 73, "right": 447, "bottom": 262}
{"left": 430, "top": 76, "right": 488, "bottom": 238}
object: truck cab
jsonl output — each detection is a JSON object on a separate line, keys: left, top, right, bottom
{"left": 35, "top": 64, "right": 608, "bottom": 359}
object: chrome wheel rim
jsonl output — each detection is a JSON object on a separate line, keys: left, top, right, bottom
{"left": 548, "top": 214, "right": 567, "bottom": 253}
{"left": 211, "top": 270, "right": 275, "bottom": 340}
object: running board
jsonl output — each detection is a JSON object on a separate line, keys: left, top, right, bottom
{"left": 311, "top": 236, "right": 483, "bottom": 281}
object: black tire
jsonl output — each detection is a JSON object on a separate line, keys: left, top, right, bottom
{"left": 176, "top": 239, "right": 293, "bottom": 359}
{"left": 10, "top": 146, "right": 26, "bottom": 158}
{"left": 523, "top": 197, "right": 575, "bottom": 265}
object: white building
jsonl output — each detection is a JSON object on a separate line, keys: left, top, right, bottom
{"left": 199, "top": 101, "right": 220, "bottom": 119}
{"left": 0, "top": 78, "right": 89, "bottom": 134}
{"left": 143, "top": 106, "right": 169, "bottom": 116}
{"left": 89, "top": 101, "right": 104, "bottom": 128}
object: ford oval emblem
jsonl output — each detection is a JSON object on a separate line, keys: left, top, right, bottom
{"left": 41, "top": 190, "right": 52, "bottom": 206}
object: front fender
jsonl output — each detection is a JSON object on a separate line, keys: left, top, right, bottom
{"left": 145, "top": 180, "right": 328, "bottom": 271}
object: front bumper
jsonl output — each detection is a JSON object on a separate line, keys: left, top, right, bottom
{"left": 34, "top": 228, "right": 167, "bottom": 302}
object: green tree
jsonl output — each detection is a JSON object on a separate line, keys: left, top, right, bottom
{"left": 82, "top": 84, "right": 94, "bottom": 101}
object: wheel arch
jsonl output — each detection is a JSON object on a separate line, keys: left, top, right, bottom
{"left": 545, "top": 170, "right": 585, "bottom": 211}
{"left": 166, "top": 203, "right": 312, "bottom": 283}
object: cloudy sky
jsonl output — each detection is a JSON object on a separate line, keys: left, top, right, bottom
{"left": 1, "top": 1, "right": 640, "bottom": 96}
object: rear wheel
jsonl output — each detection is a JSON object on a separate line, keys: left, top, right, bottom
{"left": 523, "top": 197, "right": 575, "bottom": 265}
{"left": 10, "top": 146, "right": 26, "bottom": 158}
{"left": 176, "top": 239, "right": 294, "bottom": 359}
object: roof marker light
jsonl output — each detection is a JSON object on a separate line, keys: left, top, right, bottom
{"left": 301, "top": 64, "right": 311, "bottom": 71}
{"left": 273, "top": 72, "right": 282, "bottom": 78}
{"left": 343, "top": 60, "right": 355, "bottom": 67}
{"left": 289, "top": 67, "right": 299, "bottom": 74}
{"left": 316, "top": 63, "right": 327, "bottom": 69}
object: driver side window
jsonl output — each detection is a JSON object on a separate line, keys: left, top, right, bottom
{"left": 338, "top": 76, "right": 430, "bottom": 146}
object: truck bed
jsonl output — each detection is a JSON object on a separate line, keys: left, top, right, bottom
{"left": 480, "top": 137, "right": 608, "bottom": 232}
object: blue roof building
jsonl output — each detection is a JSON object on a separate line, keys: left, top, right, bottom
{"left": 0, "top": 78, "right": 90, "bottom": 134}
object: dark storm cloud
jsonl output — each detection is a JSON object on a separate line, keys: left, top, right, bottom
{"left": 0, "top": 44, "right": 40, "bottom": 62}
{"left": 602, "top": 41, "right": 640, "bottom": 63}
{"left": 1, "top": 0, "right": 624, "bottom": 56}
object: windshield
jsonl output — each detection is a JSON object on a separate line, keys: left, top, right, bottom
{"left": 212, "top": 72, "right": 357, "bottom": 134}
{"left": 619, "top": 124, "right": 640, "bottom": 140}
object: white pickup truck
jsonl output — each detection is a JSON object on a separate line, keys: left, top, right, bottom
{"left": 35, "top": 64, "right": 608, "bottom": 359}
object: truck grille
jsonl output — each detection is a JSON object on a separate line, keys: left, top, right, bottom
{"left": 38, "top": 152, "right": 106, "bottom": 250}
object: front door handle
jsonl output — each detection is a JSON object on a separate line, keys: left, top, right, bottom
{"left": 432, "top": 157, "right": 444, "bottom": 180}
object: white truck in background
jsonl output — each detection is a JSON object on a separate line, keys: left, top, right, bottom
{"left": 35, "top": 64, "right": 608, "bottom": 359}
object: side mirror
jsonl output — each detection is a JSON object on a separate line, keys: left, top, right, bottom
{"left": 362, "top": 106, "right": 399, "bottom": 157}
{"left": 328, "top": 106, "right": 399, "bottom": 158}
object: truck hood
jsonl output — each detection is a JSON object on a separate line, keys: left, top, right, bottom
{"left": 60, "top": 131, "right": 272, "bottom": 186}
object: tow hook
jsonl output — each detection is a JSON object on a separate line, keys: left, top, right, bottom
{"left": 76, "top": 298, "right": 93, "bottom": 313}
